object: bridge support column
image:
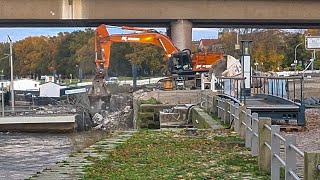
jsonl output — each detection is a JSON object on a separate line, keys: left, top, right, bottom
{"left": 170, "top": 20, "right": 192, "bottom": 50}
{"left": 166, "top": 27, "right": 172, "bottom": 39}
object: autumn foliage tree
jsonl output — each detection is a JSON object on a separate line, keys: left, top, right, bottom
{"left": 126, "top": 44, "right": 166, "bottom": 76}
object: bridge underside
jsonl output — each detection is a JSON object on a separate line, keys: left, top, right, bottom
{"left": 2, "top": 0, "right": 320, "bottom": 28}
{"left": 1, "top": 19, "right": 320, "bottom": 28}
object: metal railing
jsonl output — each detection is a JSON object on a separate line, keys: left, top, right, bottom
{"left": 215, "top": 76, "right": 246, "bottom": 104}
{"left": 252, "top": 76, "right": 304, "bottom": 103}
{"left": 200, "top": 91, "right": 308, "bottom": 180}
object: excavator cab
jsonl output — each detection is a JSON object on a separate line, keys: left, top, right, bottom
{"left": 168, "top": 49, "right": 193, "bottom": 75}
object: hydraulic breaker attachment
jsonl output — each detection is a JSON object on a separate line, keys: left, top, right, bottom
{"left": 88, "top": 78, "right": 111, "bottom": 113}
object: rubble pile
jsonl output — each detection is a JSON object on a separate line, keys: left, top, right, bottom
{"left": 133, "top": 89, "right": 152, "bottom": 100}
{"left": 91, "top": 94, "right": 133, "bottom": 130}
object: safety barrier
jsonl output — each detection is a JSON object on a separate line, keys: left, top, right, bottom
{"left": 200, "top": 91, "right": 320, "bottom": 180}
{"left": 251, "top": 76, "right": 304, "bottom": 103}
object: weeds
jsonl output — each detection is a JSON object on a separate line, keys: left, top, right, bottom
{"left": 82, "top": 129, "right": 270, "bottom": 179}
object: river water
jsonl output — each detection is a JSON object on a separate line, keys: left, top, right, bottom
{"left": 0, "top": 132, "right": 99, "bottom": 180}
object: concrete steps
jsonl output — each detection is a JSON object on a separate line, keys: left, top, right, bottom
{"left": 28, "top": 130, "right": 136, "bottom": 180}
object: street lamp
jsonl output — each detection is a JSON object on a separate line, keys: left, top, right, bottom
{"left": 7, "top": 36, "right": 14, "bottom": 111}
{"left": 294, "top": 42, "right": 303, "bottom": 73}
{"left": 254, "top": 62, "right": 259, "bottom": 72}
{"left": 76, "top": 65, "right": 82, "bottom": 83}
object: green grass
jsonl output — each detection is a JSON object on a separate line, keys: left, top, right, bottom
{"left": 81, "top": 129, "right": 270, "bottom": 180}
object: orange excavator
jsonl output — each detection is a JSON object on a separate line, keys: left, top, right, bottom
{"left": 89, "top": 24, "right": 194, "bottom": 110}
{"left": 93, "top": 24, "right": 193, "bottom": 80}
{"left": 89, "top": 24, "right": 222, "bottom": 110}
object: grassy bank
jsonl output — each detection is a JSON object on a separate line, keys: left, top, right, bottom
{"left": 82, "top": 129, "right": 269, "bottom": 180}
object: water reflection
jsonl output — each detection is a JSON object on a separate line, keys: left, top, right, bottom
{"left": 0, "top": 131, "right": 103, "bottom": 180}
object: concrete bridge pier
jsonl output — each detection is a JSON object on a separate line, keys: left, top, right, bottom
{"left": 166, "top": 27, "right": 172, "bottom": 39}
{"left": 170, "top": 19, "right": 192, "bottom": 51}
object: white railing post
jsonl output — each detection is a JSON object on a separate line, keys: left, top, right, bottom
{"left": 207, "top": 94, "right": 210, "bottom": 110}
{"left": 229, "top": 101, "right": 235, "bottom": 125}
{"left": 271, "top": 125, "right": 281, "bottom": 180}
{"left": 221, "top": 98, "right": 226, "bottom": 123}
{"left": 245, "top": 109, "right": 252, "bottom": 148}
{"left": 251, "top": 112, "right": 259, "bottom": 156}
{"left": 201, "top": 73, "right": 205, "bottom": 90}
{"left": 234, "top": 103, "right": 240, "bottom": 133}
{"left": 211, "top": 73, "right": 216, "bottom": 92}
{"left": 217, "top": 97, "right": 221, "bottom": 119}
{"left": 285, "top": 134, "right": 297, "bottom": 180}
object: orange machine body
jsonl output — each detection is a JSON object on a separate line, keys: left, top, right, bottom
{"left": 192, "top": 52, "right": 223, "bottom": 71}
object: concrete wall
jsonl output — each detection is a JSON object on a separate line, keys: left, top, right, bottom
{"left": 191, "top": 107, "right": 223, "bottom": 129}
{"left": 3, "top": 0, "right": 320, "bottom": 20}
{"left": 0, "top": 115, "right": 76, "bottom": 132}
{"left": 137, "top": 104, "right": 173, "bottom": 129}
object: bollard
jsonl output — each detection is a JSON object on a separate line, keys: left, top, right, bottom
{"left": 258, "top": 117, "right": 272, "bottom": 173}
{"left": 223, "top": 99, "right": 231, "bottom": 124}
{"left": 304, "top": 151, "right": 320, "bottom": 180}
{"left": 238, "top": 106, "right": 247, "bottom": 139}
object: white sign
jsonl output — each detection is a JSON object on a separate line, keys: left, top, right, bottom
{"left": 65, "top": 88, "right": 87, "bottom": 95}
{"left": 306, "top": 36, "right": 320, "bottom": 49}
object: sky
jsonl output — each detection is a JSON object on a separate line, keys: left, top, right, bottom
{"left": 0, "top": 27, "right": 219, "bottom": 42}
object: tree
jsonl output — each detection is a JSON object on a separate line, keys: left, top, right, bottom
{"left": 15, "top": 36, "right": 50, "bottom": 77}
{"left": 109, "top": 43, "right": 132, "bottom": 77}
{"left": 0, "top": 42, "right": 10, "bottom": 78}
{"left": 75, "top": 37, "right": 95, "bottom": 78}
{"left": 126, "top": 44, "right": 166, "bottom": 76}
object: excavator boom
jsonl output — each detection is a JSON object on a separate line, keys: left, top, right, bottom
{"left": 95, "top": 24, "right": 179, "bottom": 79}
{"left": 89, "top": 24, "right": 182, "bottom": 113}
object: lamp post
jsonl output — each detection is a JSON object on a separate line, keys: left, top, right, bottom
{"left": 8, "top": 36, "right": 14, "bottom": 111}
{"left": 294, "top": 42, "right": 303, "bottom": 73}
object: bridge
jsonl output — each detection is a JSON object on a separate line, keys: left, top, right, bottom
{"left": 214, "top": 75, "right": 305, "bottom": 126}
{"left": 2, "top": 0, "right": 320, "bottom": 50}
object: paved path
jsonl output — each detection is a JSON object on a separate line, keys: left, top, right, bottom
{"left": 29, "top": 131, "right": 136, "bottom": 180}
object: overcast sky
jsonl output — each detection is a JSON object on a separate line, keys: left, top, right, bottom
{"left": 0, "top": 27, "right": 219, "bottom": 42}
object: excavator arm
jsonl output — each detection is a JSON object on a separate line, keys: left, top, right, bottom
{"left": 95, "top": 24, "right": 179, "bottom": 79}
{"left": 89, "top": 24, "right": 183, "bottom": 113}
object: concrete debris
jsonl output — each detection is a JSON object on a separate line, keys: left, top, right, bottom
{"left": 92, "top": 109, "right": 133, "bottom": 131}
{"left": 90, "top": 94, "right": 134, "bottom": 131}
{"left": 133, "top": 89, "right": 153, "bottom": 101}
{"left": 304, "top": 97, "right": 320, "bottom": 106}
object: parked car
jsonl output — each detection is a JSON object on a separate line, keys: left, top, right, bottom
{"left": 106, "top": 77, "right": 119, "bottom": 84}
